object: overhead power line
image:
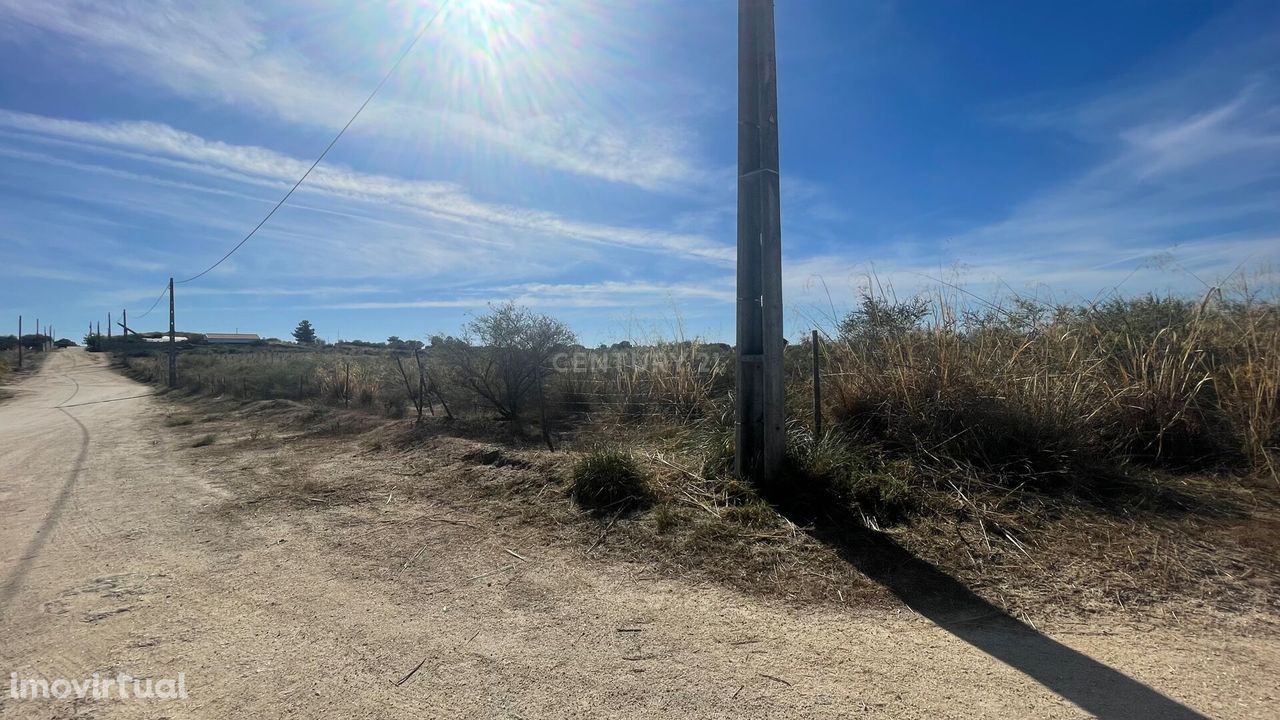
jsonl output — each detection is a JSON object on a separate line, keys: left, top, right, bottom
{"left": 175, "top": 0, "right": 452, "bottom": 285}
{"left": 134, "top": 281, "right": 171, "bottom": 320}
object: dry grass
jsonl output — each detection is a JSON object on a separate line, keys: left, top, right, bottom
{"left": 123, "top": 283, "right": 1279, "bottom": 621}
{"left": 168, "top": 393, "right": 1279, "bottom": 622}
{"left": 818, "top": 285, "right": 1278, "bottom": 485}
{"left": 0, "top": 348, "right": 46, "bottom": 388}
{"left": 121, "top": 348, "right": 417, "bottom": 418}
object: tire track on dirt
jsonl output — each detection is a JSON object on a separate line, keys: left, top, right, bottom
{"left": 0, "top": 397, "right": 91, "bottom": 618}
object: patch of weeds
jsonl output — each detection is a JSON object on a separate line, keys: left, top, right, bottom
{"left": 680, "top": 416, "right": 735, "bottom": 481}
{"left": 721, "top": 500, "right": 778, "bottom": 529}
{"left": 571, "top": 448, "right": 652, "bottom": 515}
{"left": 683, "top": 519, "right": 736, "bottom": 556}
{"left": 652, "top": 503, "right": 682, "bottom": 534}
{"left": 201, "top": 414, "right": 223, "bottom": 423}
{"left": 784, "top": 427, "right": 920, "bottom": 525}
{"left": 165, "top": 416, "right": 194, "bottom": 427}
{"left": 192, "top": 433, "right": 217, "bottom": 448}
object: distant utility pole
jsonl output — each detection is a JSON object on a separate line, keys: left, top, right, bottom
{"left": 735, "top": 0, "right": 785, "bottom": 484}
{"left": 121, "top": 308, "right": 129, "bottom": 336}
{"left": 168, "top": 277, "right": 177, "bottom": 388}
{"left": 17, "top": 315, "right": 22, "bottom": 369}
{"left": 107, "top": 312, "right": 112, "bottom": 339}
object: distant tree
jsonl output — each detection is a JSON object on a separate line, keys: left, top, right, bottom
{"left": 292, "top": 320, "right": 317, "bottom": 345}
{"left": 387, "top": 336, "right": 424, "bottom": 351}
{"left": 0, "top": 335, "right": 16, "bottom": 351}
{"left": 20, "top": 334, "right": 51, "bottom": 351}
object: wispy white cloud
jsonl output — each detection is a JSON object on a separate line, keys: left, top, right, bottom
{"left": 0, "top": 0, "right": 714, "bottom": 193}
{"left": 326, "top": 279, "right": 734, "bottom": 310}
{"left": 0, "top": 109, "right": 734, "bottom": 266}
{"left": 958, "top": 88, "right": 1280, "bottom": 265}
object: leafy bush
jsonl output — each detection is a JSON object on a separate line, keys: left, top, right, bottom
{"left": 437, "top": 302, "right": 575, "bottom": 421}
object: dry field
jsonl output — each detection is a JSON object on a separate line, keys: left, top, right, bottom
{"left": 2, "top": 349, "right": 1276, "bottom": 718}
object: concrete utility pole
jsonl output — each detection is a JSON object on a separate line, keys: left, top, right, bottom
{"left": 17, "top": 315, "right": 22, "bottom": 369}
{"left": 107, "top": 312, "right": 112, "bottom": 339}
{"left": 735, "top": 0, "right": 785, "bottom": 484}
{"left": 168, "top": 277, "right": 177, "bottom": 388}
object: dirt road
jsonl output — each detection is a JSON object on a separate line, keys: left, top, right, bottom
{"left": 1, "top": 349, "right": 1276, "bottom": 718}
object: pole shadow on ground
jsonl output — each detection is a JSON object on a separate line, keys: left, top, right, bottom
{"left": 761, "top": 484, "right": 1209, "bottom": 720}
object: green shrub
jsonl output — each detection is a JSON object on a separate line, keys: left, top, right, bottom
{"left": 571, "top": 449, "right": 652, "bottom": 514}
{"left": 785, "top": 427, "right": 920, "bottom": 524}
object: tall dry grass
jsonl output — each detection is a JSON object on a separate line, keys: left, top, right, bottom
{"left": 818, "top": 285, "right": 1279, "bottom": 483}
{"left": 122, "top": 349, "right": 417, "bottom": 418}
{"left": 551, "top": 339, "right": 733, "bottom": 424}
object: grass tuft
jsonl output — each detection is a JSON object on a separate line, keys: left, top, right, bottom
{"left": 571, "top": 448, "right": 652, "bottom": 514}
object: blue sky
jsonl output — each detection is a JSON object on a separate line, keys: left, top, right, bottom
{"left": 1, "top": 0, "right": 1277, "bottom": 344}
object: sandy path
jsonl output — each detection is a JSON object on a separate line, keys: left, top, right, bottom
{"left": 0, "top": 348, "right": 1276, "bottom": 719}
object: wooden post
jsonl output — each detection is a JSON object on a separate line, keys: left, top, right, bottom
{"left": 537, "top": 369, "right": 554, "bottom": 452}
{"left": 735, "top": 0, "right": 785, "bottom": 484}
{"left": 107, "top": 312, "right": 112, "bottom": 339}
{"left": 122, "top": 308, "right": 128, "bottom": 336}
{"left": 811, "top": 329, "right": 822, "bottom": 438}
{"left": 17, "top": 316, "right": 22, "bottom": 369}
{"left": 168, "top": 277, "right": 177, "bottom": 388}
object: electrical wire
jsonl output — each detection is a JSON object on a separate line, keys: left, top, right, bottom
{"left": 133, "top": 282, "right": 171, "bottom": 320}
{"left": 174, "top": 0, "right": 451, "bottom": 285}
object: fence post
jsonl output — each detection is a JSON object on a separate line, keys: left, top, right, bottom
{"left": 16, "top": 315, "right": 22, "bottom": 369}
{"left": 812, "top": 329, "right": 822, "bottom": 438}
{"left": 538, "top": 369, "right": 554, "bottom": 452}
